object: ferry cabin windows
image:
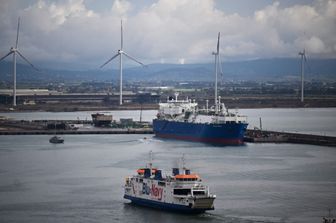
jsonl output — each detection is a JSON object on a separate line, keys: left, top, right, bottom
{"left": 173, "top": 189, "right": 191, "bottom": 196}
{"left": 176, "top": 178, "right": 198, "bottom": 181}
{"left": 192, "top": 191, "right": 205, "bottom": 195}
{"left": 158, "top": 181, "right": 166, "bottom": 186}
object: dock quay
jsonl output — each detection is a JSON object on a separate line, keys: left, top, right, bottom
{"left": 244, "top": 129, "right": 336, "bottom": 147}
{"left": 1, "top": 119, "right": 335, "bottom": 147}
{"left": 0, "top": 128, "right": 153, "bottom": 135}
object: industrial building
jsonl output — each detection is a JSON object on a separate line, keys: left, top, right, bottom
{"left": 0, "top": 89, "right": 160, "bottom": 105}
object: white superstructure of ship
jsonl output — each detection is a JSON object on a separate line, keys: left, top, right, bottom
{"left": 123, "top": 153, "right": 216, "bottom": 213}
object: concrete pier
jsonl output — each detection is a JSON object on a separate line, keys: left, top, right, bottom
{"left": 0, "top": 128, "right": 153, "bottom": 135}
{"left": 1, "top": 119, "right": 335, "bottom": 147}
{"left": 244, "top": 129, "right": 336, "bottom": 147}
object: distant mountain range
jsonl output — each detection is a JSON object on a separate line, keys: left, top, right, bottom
{"left": 0, "top": 58, "right": 335, "bottom": 84}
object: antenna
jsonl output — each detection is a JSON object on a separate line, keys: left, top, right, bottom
{"left": 0, "top": 17, "right": 39, "bottom": 106}
{"left": 181, "top": 153, "right": 186, "bottom": 170}
{"left": 149, "top": 150, "right": 153, "bottom": 170}
{"left": 298, "top": 49, "right": 306, "bottom": 102}
{"left": 100, "top": 20, "right": 145, "bottom": 105}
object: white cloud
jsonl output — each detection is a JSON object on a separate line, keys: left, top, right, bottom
{"left": 0, "top": 0, "right": 335, "bottom": 69}
{"left": 111, "top": 0, "right": 131, "bottom": 17}
{"left": 298, "top": 36, "right": 326, "bottom": 54}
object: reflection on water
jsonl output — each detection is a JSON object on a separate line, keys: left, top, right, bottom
{"left": 0, "top": 134, "right": 335, "bottom": 223}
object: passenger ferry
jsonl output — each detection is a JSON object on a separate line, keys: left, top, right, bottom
{"left": 123, "top": 153, "right": 216, "bottom": 213}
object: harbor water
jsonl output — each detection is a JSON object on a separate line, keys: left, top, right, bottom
{"left": 0, "top": 108, "right": 336, "bottom": 222}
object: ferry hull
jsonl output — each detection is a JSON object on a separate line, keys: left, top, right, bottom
{"left": 124, "top": 195, "right": 213, "bottom": 214}
{"left": 153, "top": 119, "right": 248, "bottom": 145}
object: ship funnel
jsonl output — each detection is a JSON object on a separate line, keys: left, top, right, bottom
{"left": 154, "top": 170, "right": 163, "bottom": 180}
{"left": 144, "top": 168, "right": 151, "bottom": 178}
{"left": 172, "top": 168, "right": 179, "bottom": 176}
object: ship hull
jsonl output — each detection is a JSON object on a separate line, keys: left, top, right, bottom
{"left": 153, "top": 119, "right": 248, "bottom": 145}
{"left": 124, "top": 195, "right": 212, "bottom": 214}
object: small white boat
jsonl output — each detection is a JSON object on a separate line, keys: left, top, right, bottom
{"left": 49, "top": 136, "right": 64, "bottom": 144}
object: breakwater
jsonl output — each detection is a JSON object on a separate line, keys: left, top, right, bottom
{"left": 0, "top": 128, "right": 153, "bottom": 135}
{"left": 244, "top": 129, "right": 336, "bottom": 147}
{"left": 1, "top": 119, "right": 335, "bottom": 147}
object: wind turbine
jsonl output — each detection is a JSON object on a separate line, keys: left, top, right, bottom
{"left": 299, "top": 49, "right": 306, "bottom": 102}
{"left": 0, "top": 17, "right": 39, "bottom": 107}
{"left": 100, "top": 20, "right": 145, "bottom": 105}
{"left": 212, "top": 32, "right": 223, "bottom": 114}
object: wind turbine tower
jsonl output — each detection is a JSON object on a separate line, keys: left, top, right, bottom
{"left": 299, "top": 49, "right": 306, "bottom": 103}
{"left": 100, "top": 20, "right": 145, "bottom": 105}
{"left": 212, "top": 32, "right": 223, "bottom": 114}
{"left": 0, "top": 17, "right": 39, "bottom": 106}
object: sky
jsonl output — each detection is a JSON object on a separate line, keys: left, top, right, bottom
{"left": 0, "top": 0, "right": 335, "bottom": 70}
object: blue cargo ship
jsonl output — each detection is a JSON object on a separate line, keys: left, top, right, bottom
{"left": 153, "top": 118, "right": 247, "bottom": 145}
{"left": 153, "top": 33, "right": 248, "bottom": 145}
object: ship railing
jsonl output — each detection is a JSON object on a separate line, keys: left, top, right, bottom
{"left": 192, "top": 185, "right": 206, "bottom": 189}
{"left": 172, "top": 194, "right": 194, "bottom": 198}
{"left": 191, "top": 185, "right": 211, "bottom": 197}
{"left": 174, "top": 182, "right": 200, "bottom": 187}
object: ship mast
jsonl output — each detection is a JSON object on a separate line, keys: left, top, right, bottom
{"left": 149, "top": 150, "right": 153, "bottom": 170}
{"left": 212, "top": 33, "right": 220, "bottom": 114}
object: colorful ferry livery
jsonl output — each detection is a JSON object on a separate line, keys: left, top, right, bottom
{"left": 123, "top": 156, "right": 216, "bottom": 213}
{"left": 153, "top": 33, "right": 248, "bottom": 146}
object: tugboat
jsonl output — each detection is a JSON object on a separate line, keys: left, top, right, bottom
{"left": 123, "top": 153, "right": 216, "bottom": 213}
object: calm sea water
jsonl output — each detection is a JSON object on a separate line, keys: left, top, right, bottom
{"left": 0, "top": 135, "right": 335, "bottom": 223}
{"left": 0, "top": 109, "right": 336, "bottom": 222}
{"left": 1, "top": 107, "right": 336, "bottom": 136}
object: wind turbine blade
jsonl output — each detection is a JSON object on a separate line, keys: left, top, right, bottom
{"left": 100, "top": 53, "right": 119, "bottom": 68}
{"left": 304, "top": 53, "right": 307, "bottom": 62}
{"left": 217, "top": 32, "right": 220, "bottom": 54}
{"left": 0, "top": 51, "right": 13, "bottom": 62}
{"left": 121, "top": 20, "right": 123, "bottom": 50}
{"left": 16, "top": 50, "right": 40, "bottom": 71}
{"left": 15, "top": 17, "right": 21, "bottom": 48}
{"left": 123, "top": 52, "right": 145, "bottom": 67}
